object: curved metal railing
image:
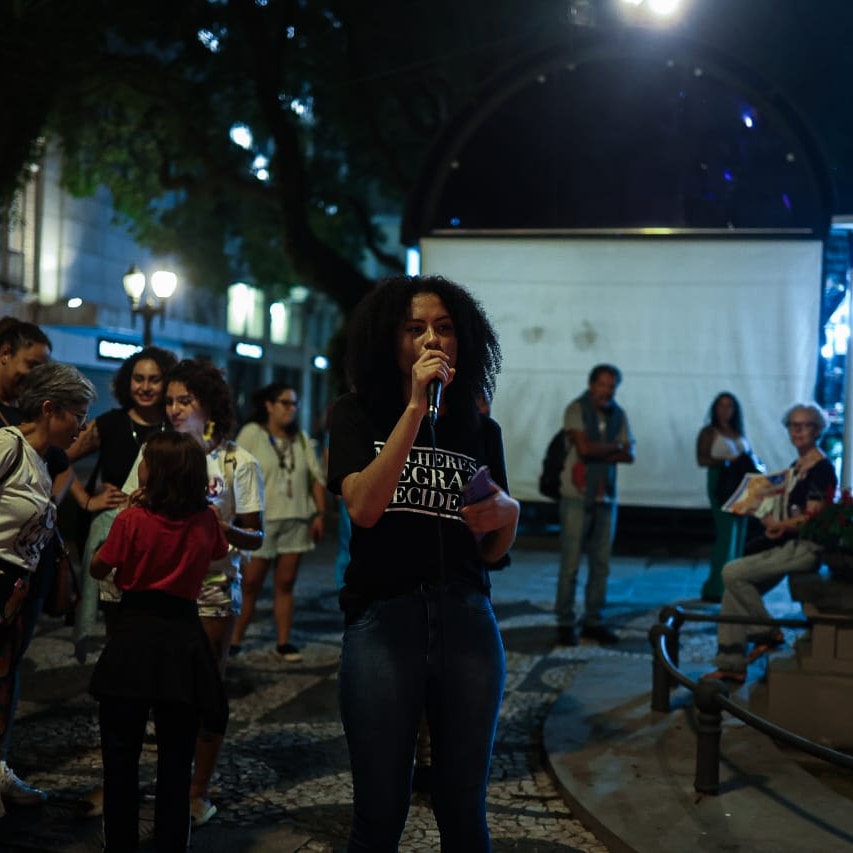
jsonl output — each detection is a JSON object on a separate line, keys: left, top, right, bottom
{"left": 648, "top": 605, "right": 853, "bottom": 793}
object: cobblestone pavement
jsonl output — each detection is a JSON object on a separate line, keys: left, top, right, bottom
{"left": 2, "top": 540, "right": 734, "bottom": 852}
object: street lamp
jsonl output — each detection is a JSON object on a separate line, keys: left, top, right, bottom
{"left": 122, "top": 264, "right": 178, "bottom": 347}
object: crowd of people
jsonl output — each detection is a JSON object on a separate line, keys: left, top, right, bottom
{"left": 0, "top": 274, "right": 841, "bottom": 849}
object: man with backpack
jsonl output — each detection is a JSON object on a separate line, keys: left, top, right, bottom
{"left": 555, "top": 364, "right": 634, "bottom": 646}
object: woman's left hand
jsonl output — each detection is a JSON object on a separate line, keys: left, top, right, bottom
{"left": 460, "top": 486, "right": 513, "bottom": 537}
{"left": 310, "top": 514, "right": 324, "bottom": 544}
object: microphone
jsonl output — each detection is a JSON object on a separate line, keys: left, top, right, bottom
{"left": 426, "top": 379, "right": 442, "bottom": 426}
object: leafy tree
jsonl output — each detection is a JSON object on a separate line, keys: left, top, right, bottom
{"left": 6, "top": 0, "right": 853, "bottom": 314}
{"left": 6, "top": 0, "right": 558, "bottom": 311}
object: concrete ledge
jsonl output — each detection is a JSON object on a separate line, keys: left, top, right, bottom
{"left": 544, "top": 657, "right": 853, "bottom": 852}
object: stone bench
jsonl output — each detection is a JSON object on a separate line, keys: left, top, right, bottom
{"left": 765, "top": 567, "right": 853, "bottom": 747}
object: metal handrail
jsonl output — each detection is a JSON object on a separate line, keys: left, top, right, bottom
{"left": 649, "top": 606, "right": 853, "bottom": 794}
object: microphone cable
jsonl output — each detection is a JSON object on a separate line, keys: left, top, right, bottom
{"left": 428, "top": 417, "right": 446, "bottom": 586}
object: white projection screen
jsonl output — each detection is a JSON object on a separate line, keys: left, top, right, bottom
{"left": 420, "top": 236, "right": 823, "bottom": 508}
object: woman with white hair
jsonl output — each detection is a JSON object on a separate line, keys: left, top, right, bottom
{"left": 704, "top": 402, "right": 836, "bottom": 683}
{"left": 0, "top": 362, "right": 96, "bottom": 819}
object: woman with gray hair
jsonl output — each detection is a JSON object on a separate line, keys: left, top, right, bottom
{"left": 704, "top": 401, "right": 836, "bottom": 683}
{"left": 0, "top": 361, "right": 95, "bottom": 819}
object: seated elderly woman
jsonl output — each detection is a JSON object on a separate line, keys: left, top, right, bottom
{"left": 0, "top": 362, "right": 96, "bottom": 819}
{"left": 704, "top": 402, "right": 837, "bottom": 683}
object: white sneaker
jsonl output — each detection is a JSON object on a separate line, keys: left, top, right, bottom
{"left": 0, "top": 761, "right": 47, "bottom": 805}
{"left": 190, "top": 797, "right": 217, "bottom": 827}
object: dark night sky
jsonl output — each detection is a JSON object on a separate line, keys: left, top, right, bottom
{"left": 406, "top": 1, "right": 853, "bottom": 238}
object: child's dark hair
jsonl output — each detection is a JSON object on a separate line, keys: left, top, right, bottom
{"left": 141, "top": 432, "right": 210, "bottom": 518}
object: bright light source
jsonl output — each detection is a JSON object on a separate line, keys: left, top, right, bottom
{"left": 98, "top": 340, "right": 143, "bottom": 361}
{"left": 252, "top": 155, "right": 270, "bottom": 182}
{"left": 230, "top": 124, "right": 253, "bottom": 150}
{"left": 122, "top": 265, "right": 146, "bottom": 301}
{"left": 618, "top": 0, "right": 686, "bottom": 24}
{"left": 648, "top": 0, "right": 682, "bottom": 16}
{"left": 290, "top": 285, "right": 310, "bottom": 303}
{"left": 234, "top": 341, "right": 264, "bottom": 360}
{"left": 406, "top": 248, "right": 421, "bottom": 276}
{"left": 313, "top": 355, "right": 329, "bottom": 370}
{"left": 151, "top": 270, "right": 178, "bottom": 299}
{"left": 67, "top": 297, "right": 83, "bottom": 309}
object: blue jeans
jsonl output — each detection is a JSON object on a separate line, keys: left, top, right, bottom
{"left": 339, "top": 582, "right": 506, "bottom": 852}
{"left": 556, "top": 497, "right": 616, "bottom": 628}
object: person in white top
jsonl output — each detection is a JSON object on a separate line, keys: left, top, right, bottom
{"left": 231, "top": 383, "right": 326, "bottom": 662}
{"left": 161, "top": 359, "right": 264, "bottom": 828}
{"left": 0, "top": 362, "right": 96, "bottom": 821}
{"left": 696, "top": 392, "right": 752, "bottom": 602}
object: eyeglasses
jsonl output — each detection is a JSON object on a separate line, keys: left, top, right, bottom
{"left": 68, "top": 408, "right": 88, "bottom": 428}
{"left": 788, "top": 421, "right": 816, "bottom": 432}
{"left": 275, "top": 399, "right": 298, "bottom": 409}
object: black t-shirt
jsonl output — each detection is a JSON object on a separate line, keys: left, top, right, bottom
{"left": 788, "top": 457, "right": 836, "bottom": 514}
{"left": 95, "top": 408, "right": 165, "bottom": 487}
{"left": 328, "top": 393, "right": 510, "bottom": 602}
{"left": 0, "top": 402, "right": 69, "bottom": 481}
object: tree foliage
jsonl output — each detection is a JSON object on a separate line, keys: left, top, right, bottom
{"left": 5, "top": 0, "right": 853, "bottom": 312}
{"left": 3, "top": 0, "right": 564, "bottom": 310}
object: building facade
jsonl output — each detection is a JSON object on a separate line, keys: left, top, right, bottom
{"left": 0, "top": 146, "right": 343, "bottom": 432}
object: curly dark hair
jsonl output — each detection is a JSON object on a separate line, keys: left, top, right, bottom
{"left": 345, "top": 274, "right": 502, "bottom": 427}
{"left": 247, "top": 382, "right": 299, "bottom": 436}
{"left": 140, "top": 432, "right": 210, "bottom": 519}
{"left": 167, "top": 358, "right": 236, "bottom": 444}
{"left": 112, "top": 346, "right": 178, "bottom": 410}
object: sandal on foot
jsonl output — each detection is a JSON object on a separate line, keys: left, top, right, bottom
{"left": 75, "top": 786, "right": 104, "bottom": 818}
{"left": 701, "top": 669, "right": 746, "bottom": 684}
{"left": 746, "top": 631, "right": 785, "bottom": 663}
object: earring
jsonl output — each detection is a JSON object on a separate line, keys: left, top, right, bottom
{"left": 203, "top": 420, "right": 216, "bottom": 443}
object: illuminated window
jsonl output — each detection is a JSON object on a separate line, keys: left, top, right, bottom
{"left": 270, "top": 301, "right": 290, "bottom": 345}
{"left": 227, "top": 282, "right": 264, "bottom": 338}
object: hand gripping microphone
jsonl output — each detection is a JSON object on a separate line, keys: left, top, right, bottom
{"left": 426, "top": 379, "right": 442, "bottom": 426}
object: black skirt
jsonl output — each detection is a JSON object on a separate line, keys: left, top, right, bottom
{"left": 89, "top": 590, "right": 228, "bottom": 734}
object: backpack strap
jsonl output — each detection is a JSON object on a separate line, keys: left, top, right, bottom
{"left": 0, "top": 429, "right": 24, "bottom": 489}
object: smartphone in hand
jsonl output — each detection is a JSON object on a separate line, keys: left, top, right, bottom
{"left": 462, "top": 465, "right": 495, "bottom": 506}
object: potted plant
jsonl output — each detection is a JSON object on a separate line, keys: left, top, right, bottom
{"left": 799, "top": 488, "right": 853, "bottom": 579}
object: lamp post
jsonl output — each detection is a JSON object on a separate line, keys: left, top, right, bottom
{"left": 122, "top": 264, "right": 178, "bottom": 347}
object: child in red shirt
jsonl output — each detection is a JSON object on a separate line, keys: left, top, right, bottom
{"left": 90, "top": 432, "right": 229, "bottom": 853}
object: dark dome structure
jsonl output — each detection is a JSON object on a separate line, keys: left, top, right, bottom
{"left": 403, "top": 34, "right": 835, "bottom": 243}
